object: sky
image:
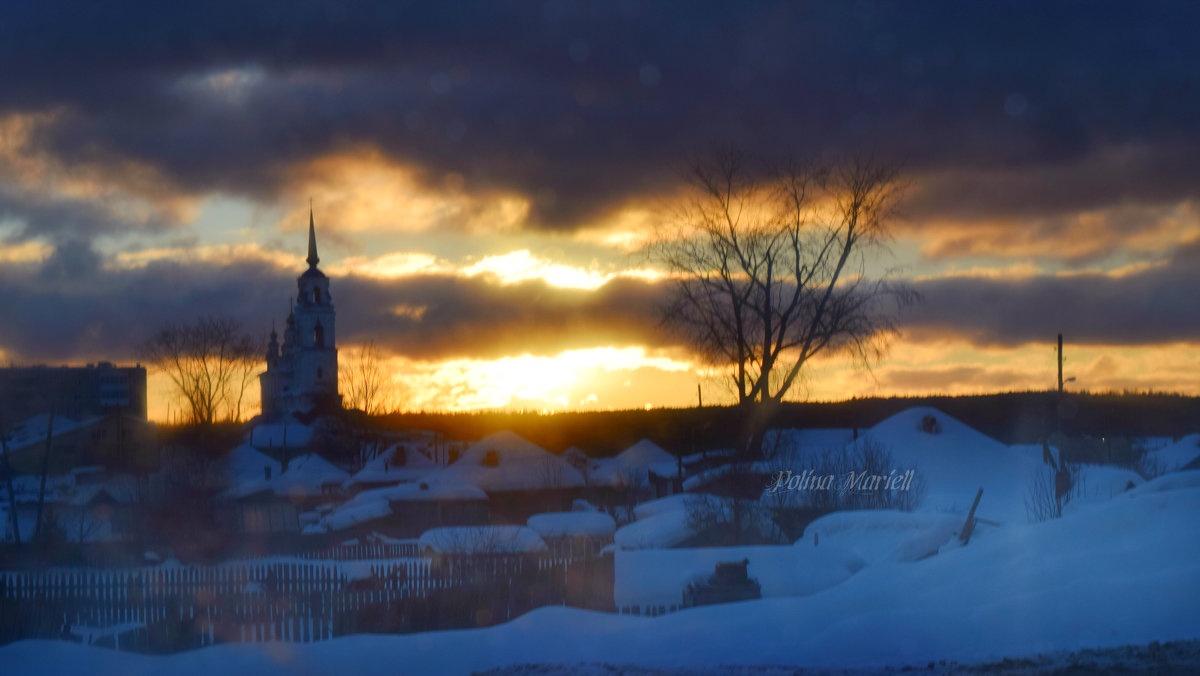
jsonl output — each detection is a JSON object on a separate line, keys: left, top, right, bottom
{"left": 1, "top": 1, "right": 1199, "bottom": 420}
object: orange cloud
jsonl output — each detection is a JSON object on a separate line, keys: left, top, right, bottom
{"left": 0, "top": 112, "right": 199, "bottom": 228}
{"left": 279, "top": 147, "right": 530, "bottom": 235}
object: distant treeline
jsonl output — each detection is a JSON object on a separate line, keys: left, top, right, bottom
{"left": 153, "top": 391, "right": 1200, "bottom": 459}
{"left": 373, "top": 391, "right": 1200, "bottom": 457}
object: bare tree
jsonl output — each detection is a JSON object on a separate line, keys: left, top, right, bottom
{"left": 650, "top": 150, "right": 915, "bottom": 455}
{"left": 139, "top": 316, "right": 260, "bottom": 425}
{"left": 339, "top": 341, "right": 395, "bottom": 415}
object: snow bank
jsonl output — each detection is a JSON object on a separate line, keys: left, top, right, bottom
{"left": 614, "top": 510, "right": 694, "bottom": 549}
{"left": 6, "top": 470, "right": 1200, "bottom": 674}
{"left": 1152, "top": 434, "right": 1200, "bottom": 472}
{"left": 799, "top": 510, "right": 965, "bottom": 563}
{"left": 631, "top": 494, "right": 694, "bottom": 521}
{"left": 857, "top": 407, "right": 1044, "bottom": 523}
{"left": 527, "top": 512, "right": 616, "bottom": 538}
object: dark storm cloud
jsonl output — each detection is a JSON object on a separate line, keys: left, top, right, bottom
{"left": 0, "top": 248, "right": 676, "bottom": 363}
{"left": 904, "top": 239, "right": 1200, "bottom": 347}
{"left": 0, "top": 183, "right": 172, "bottom": 244}
{"left": 3, "top": 236, "right": 1199, "bottom": 366}
{"left": 3, "top": 1, "right": 1200, "bottom": 234}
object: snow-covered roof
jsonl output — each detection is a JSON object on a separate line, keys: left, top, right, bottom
{"left": 418, "top": 525, "right": 547, "bottom": 554}
{"left": 272, "top": 454, "right": 350, "bottom": 499}
{"left": 614, "top": 510, "right": 695, "bottom": 549}
{"left": 632, "top": 494, "right": 695, "bottom": 521}
{"left": 66, "top": 478, "right": 139, "bottom": 507}
{"left": 3, "top": 414, "right": 92, "bottom": 451}
{"left": 209, "top": 444, "right": 282, "bottom": 489}
{"left": 384, "top": 479, "right": 487, "bottom": 502}
{"left": 219, "top": 453, "right": 348, "bottom": 501}
{"left": 590, "top": 439, "right": 676, "bottom": 488}
{"left": 345, "top": 443, "right": 439, "bottom": 488}
{"left": 309, "top": 478, "right": 486, "bottom": 533}
{"left": 527, "top": 511, "right": 616, "bottom": 538}
{"left": 249, "top": 421, "right": 314, "bottom": 450}
{"left": 320, "top": 498, "right": 394, "bottom": 533}
{"left": 436, "top": 431, "right": 584, "bottom": 491}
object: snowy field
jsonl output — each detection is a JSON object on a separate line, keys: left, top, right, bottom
{"left": 3, "top": 468, "right": 1198, "bottom": 675}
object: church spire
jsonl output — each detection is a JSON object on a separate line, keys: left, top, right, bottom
{"left": 306, "top": 203, "right": 319, "bottom": 268}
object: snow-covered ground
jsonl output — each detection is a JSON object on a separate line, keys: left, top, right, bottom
{"left": 4, "top": 469, "right": 1197, "bottom": 675}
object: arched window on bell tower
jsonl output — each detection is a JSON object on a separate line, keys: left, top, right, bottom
{"left": 314, "top": 320, "right": 325, "bottom": 348}
{"left": 313, "top": 286, "right": 321, "bottom": 304}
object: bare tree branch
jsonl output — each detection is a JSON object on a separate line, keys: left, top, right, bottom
{"left": 648, "top": 150, "right": 918, "bottom": 455}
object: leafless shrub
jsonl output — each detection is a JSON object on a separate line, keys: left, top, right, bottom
{"left": 1025, "top": 463, "right": 1085, "bottom": 522}
{"left": 685, "top": 494, "right": 782, "bottom": 545}
{"left": 764, "top": 438, "right": 924, "bottom": 512}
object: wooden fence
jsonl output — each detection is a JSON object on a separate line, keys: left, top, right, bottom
{"left": 299, "top": 540, "right": 421, "bottom": 560}
{"left": 0, "top": 554, "right": 613, "bottom": 654}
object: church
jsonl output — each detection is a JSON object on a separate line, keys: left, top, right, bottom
{"left": 259, "top": 210, "right": 341, "bottom": 418}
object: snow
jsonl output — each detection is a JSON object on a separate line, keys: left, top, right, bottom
{"left": 311, "top": 478, "right": 485, "bottom": 532}
{"left": 527, "top": 512, "right": 616, "bottom": 538}
{"left": 248, "top": 421, "right": 314, "bottom": 450}
{"left": 631, "top": 494, "right": 694, "bottom": 521}
{"left": 210, "top": 444, "right": 282, "bottom": 489}
{"left": 319, "top": 499, "right": 393, "bottom": 532}
{"left": 768, "top": 427, "right": 857, "bottom": 457}
{"left": 2, "top": 413, "right": 88, "bottom": 450}
{"left": 418, "top": 526, "right": 548, "bottom": 554}
{"left": 3, "top": 470, "right": 1200, "bottom": 673}
{"left": 1151, "top": 434, "right": 1200, "bottom": 472}
{"left": 853, "top": 407, "right": 1043, "bottom": 523}
{"left": 436, "top": 431, "right": 584, "bottom": 491}
{"left": 613, "top": 510, "right": 694, "bottom": 549}
{"left": 590, "top": 439, "right": 676, "bottom": 488}
{"left": 220, "top": 453, "right": 348, "bottom": 501}
{"left": 383, "top": 478, "right": 487, "bottom": 502}
{"left": 799, "top": 509, "right": 965, "bottom": 564}
{"left": 345, "top": 443, "right": 439, "bottom": 488}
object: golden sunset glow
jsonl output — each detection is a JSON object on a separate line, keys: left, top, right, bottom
{"left": 134, "top": 339, "right": 1200, "bottom": 423}
{"left": 4, "top": 3, "right": 1198, "bottom": 427}
{"left": 280, "top": 149, "right": 531, "bottom": 235}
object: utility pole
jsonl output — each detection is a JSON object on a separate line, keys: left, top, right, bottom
{"left": 0, "top": 413, "right": 21, "bottom": 547}
{"left": 1057, "top": 333, "right": 1064, "bottom": 393}
{"left": 697, "top": 384, "right": 702, "bottom": 409}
